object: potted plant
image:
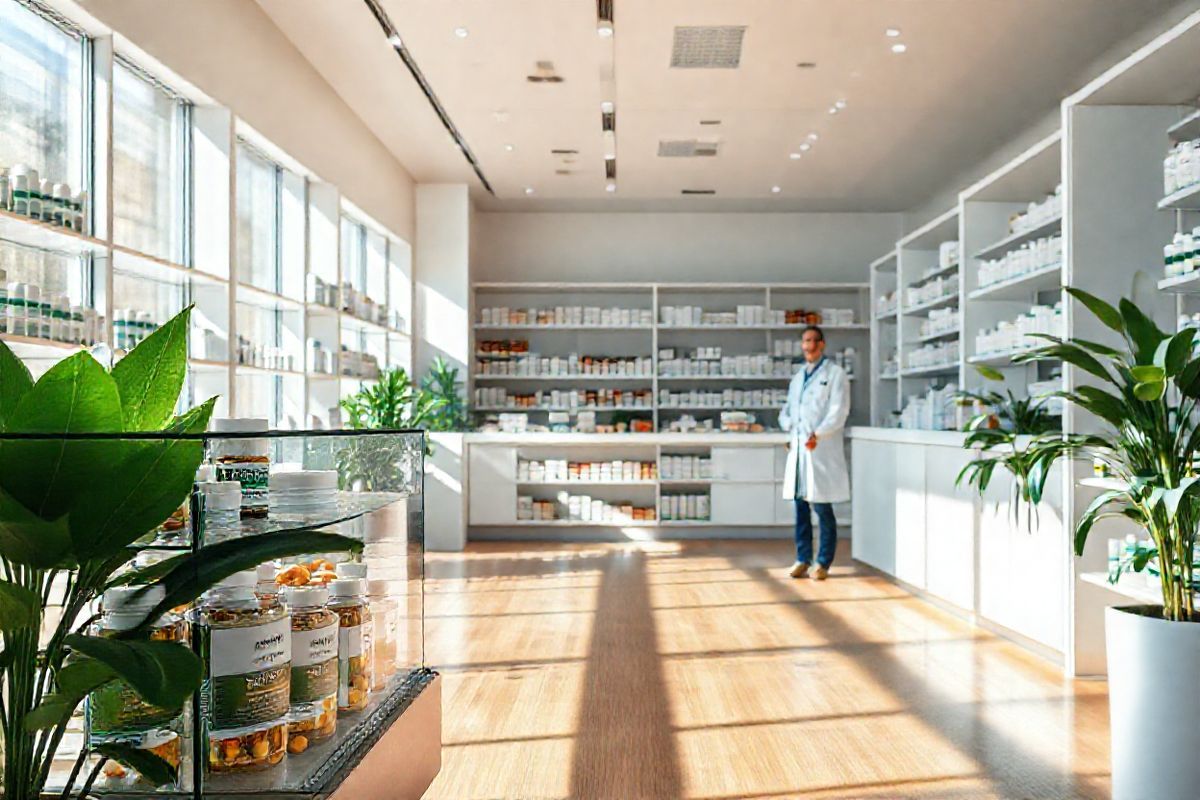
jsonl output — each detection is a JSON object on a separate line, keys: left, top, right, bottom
{"left": 955, "top": 364, "right": 1060, "bottom": 527}
{"left": 978, "top": 288, "right": 1200, "bottom": 799}
{"left": 420, "top": 358, "right": 468, "bottom": 551}
{"left": 0, "top": 307, "right": 360, "bottom": 798}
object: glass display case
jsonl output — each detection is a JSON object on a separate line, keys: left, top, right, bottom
{"left": 10, "top": 428, "right": 432, "bottom": 799}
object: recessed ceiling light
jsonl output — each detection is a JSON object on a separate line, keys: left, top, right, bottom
{"left": 828, "top": 106, "right": 838, "bottom": 115}
{"left": 789, "top": 152, "right": 802, "bottom": 160}
{"left": 807, "top": 132, "right": 819, "bottom": 141}
{"left": 597, "top": 21, "right": 614, "bottom": 37}
{"left": 891, "top": 42, "right": 907, "bottom": 54}
{"left": 600, "top": 100, "right": 615, "bottom": 114}
{"left": 387, "top": 33, "right": 404, "bottom": 48}
{"left": 503, "top": 144, "right": 514, "bottom": 152}
{"left": 605, "top": 181, "right": 617, "bottom": 193}
{"left": 771, "top": 185, "right": 782, "bottom": 194}
{"left": 799, "top": 142, "right": 812, "bottom": 152}
{"left": 885, "top": 27, "right": 901, "bottom": 38}
{"left": 835, "top": 99, "right": 847, "bottom": 109}
{"left": 523, "top": 187, "right": 534, "bottom": 195}
{"left": 454, "top": 26, "right": 469, "bottom": 38}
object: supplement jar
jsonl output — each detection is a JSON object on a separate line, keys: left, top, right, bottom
{"left": 210, "top": 418, "right": 270, "bottom": 518}
{"left": 327, "top": 578, "right": 373, "bottom": 713}
{"left": 282, "top": 584, "right": 339, "bottom": 747}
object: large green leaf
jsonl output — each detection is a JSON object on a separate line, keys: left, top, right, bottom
{"left": 1069, "top": 386, "right": 1126, "bottom": 428}
{"left": 1075, "top": 489, "right": 1125, "bottom": 556}
{"left": 1178, "top": 359, "right": 1200, "bottom": 398}
{"left": 64, "top": 635, "right": 202, "bottom": 711}
{"left": 93, "top": 742, "right": 178, "bottom": 787}
{"left": 69, "top": 398, "right": 215, "bottom": 561}
{"left": 0, "top": 339, "right": 33, "bottom": 431}
{"left": 24, "top": 694, "right": 78, "bottom": 731}
{"left": 0, "top": 580, "right": 41, "bottom": 631}
{"left": 1155, "top": 328, "right": 1196, "bottom": 377}
{"left": 56, "top": 656, "right": 117, "bottom": 695}
{"left": 973, "top": 364, "right": 1005, "bottom": 382}
{"left": 1067, "top": 287, "right": 1124, "bottom": 334}
{"left": 1130, "top": 365, "right": 1166, "bottom": 383}
{"left": 0, "top": 352, "right": 123, "bottom": 521}
{"left": 1133, "top": 381, "right": 1165, "bottom": 401}
{"left": 1015, "top": 342, "right": 1113, "bottom": 384}
{"left": 1119, "top": 298, "right": 1167, "bottom": 365}
{"left": 111, "top": 306, "right": 192, "bottom": 431}
{"left": 124, "top": 530, "right": 362, "bottom": 636}
{"left": 0, "top": 486, "right": 73, "bottom": 568}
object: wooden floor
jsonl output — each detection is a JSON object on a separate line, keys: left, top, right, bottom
{"left": 420, "top": 540, "right": 1111, "bottom": 800}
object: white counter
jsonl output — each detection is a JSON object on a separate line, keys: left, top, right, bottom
{"left": 850, "top": 425, "right": 1067, "bottom": 662}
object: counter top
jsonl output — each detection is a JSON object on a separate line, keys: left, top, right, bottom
{"left": 848, "top": 426, "right": 969, "bottom": 446}
{"left": 464, "top": 431, "right": 789, "bottom": 445}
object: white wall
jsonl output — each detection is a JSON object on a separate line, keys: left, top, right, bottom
{"left": 415, "top": 184, "right": 472, "bottom": 376}
{"left": 70, "top": 0, "right": 416, "bottom": 241}
{"left": 472, "top": 212, "right": 902, "bottom": 284}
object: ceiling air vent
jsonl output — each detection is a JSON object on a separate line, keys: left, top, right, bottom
{"left": 527, "top": 61, "right": 564, "bottom": 83}
{"left": 657, "top": 139, "right": 721, "bottom": 158}
{"left": 670, "top": 26, "right": 746, "bottom": 69}
{"left": 681, "top": 189, "right": 716, "bottom": 195}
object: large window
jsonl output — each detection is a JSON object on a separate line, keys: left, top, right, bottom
{"left": 112, "top": 58, "right": 186, "bottom": 261}
{"left": 0, "top": 0, "right": 85, "bottom": 191}
{"left": 236, "top": 142, "right": 279, "bottom": 292}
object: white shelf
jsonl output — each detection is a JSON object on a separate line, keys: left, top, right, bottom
{"left": 517, "top": 480, "right": 656, "bottom": 487}
{"left": 915, "top": 329, "right": 960, "bottom": 343}
{"left": 973, "top": 214, "right": 1063, "bottom": 260}
{"left": 1167, "top": 108, "right": 1200, "bottom": 141}
{"left": 899, "top": 362, "right": 959, "bottom": 377}
{"left": 0, "top": 208, "right": 107, "bottom": 257}
{"left": 902, "top": 293, "right": 958, "bottom": 316}
{"left": 873, "top": 310, "right": 898, "bottom": 322}
{"left": 235, "top": 363, "right": 305, "bottom": 378}
{"left": 659, "top": 405, "right": 781, "bottom": 411}
{"left": 1079, "top": 571, "right": 1169, "bottom": 605}
{"left": 111, "top": 245, "right": 225, "bottom": 287}
{"left": 1078, "top": 476, "right": 1128, "bottom": 491}
{"left": 658, "top": 324, "right": 867, "bottom": 332}
{"left": 474, "top": 323, "right": 652, "bottom": 331}
{"left": 188, "top": 358, "right": 231, "bottom": 373}
{"left": 968, "top": 263, "right": 1062, "bottom": 301}
{"left": 496, "top": 520, "right": 660, "bottom": 528}
{"left": 1157, "top": 271, "right": 1200, "bottom": 293}
{"left": 1158, "top": 182, "right": 1200, "bottom": 211}
{"left": 906, "top": 262, "right": 960, "bottom": 288}
{"left": 473, "top": 374, "right": 652, "bottom": 382}
{"left": 0, "top": 333, "right": 87, "bottom": 354}
{"left": 658, "top": 374, "right": 790, "bottom": 382}
{"left": 236, "top": 283, "right": 305, "bottom": 312}
{"left": 879, "top": 372, "right": 899, "bottom": 380}
{"left": 966, "top": 348, "right": 1041, "bottom": 366}
{"left": 473, "top": 405, "right": 652, "bottom": 413}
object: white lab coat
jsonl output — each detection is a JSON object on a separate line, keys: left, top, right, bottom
{"left": 779, "top": 358, "right": 851, "bottom": 503}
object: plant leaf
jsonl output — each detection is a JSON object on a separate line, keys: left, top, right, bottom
{"left": 1067, "top": 287, "right": 1124, "bottom": 333}
{"left": 1130, "top": 365, "right": 1166, "bottom": 383}
{"left": 92, "top": 742, "right": 178, "bottom": 787}
{"left": 1066, "top": 386, "right": 1126, "bottom": 428}
{"left": 0, "top": 486, "right": 73, "bottom": 568}
{"left": 24, "top": 694, "right": 78, "bottom": 731}
{"left": 1014, "top": 342, "right": 1113, "bottom": 384}
{"left": 1133, "top": 381, "right": 1165, "bottom": 401}
{"left": 1075, "top": 489, "right": 1124, "bottom": 556}
{"left": 111, "top": 306, "right": 192, "bottom": 431}
{"left": 1119, "top": 298, "right": 1167, "bottom": 364}
{"left": 0, "top": 580, "right": 41, "bottom": 631}
{"left": 123, "top": 530, "right": 363, "bottom": 636}
{"left": 0, "top": 339, "right": 33, "bottom": 431}
{"left": 973, "top": 364, "right": 1005, "bottom": 382}
{"left": 0, "top": 352, "right": 124, "bottom": 522}
{"left": 1155, "top": 328, "right": 1196, "bottom": 377}
{"left": 69, "top": 398, "right": 214, "bottom": 561}
{"left": 64, "top": 635, "right": 202, "bottom": 711}
{"left": 56, "top": 656, "right": 117, "bottom": 695}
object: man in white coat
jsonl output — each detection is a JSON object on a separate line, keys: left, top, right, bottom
{"left": 779, "top": 325, "right": 851, "bottom": 581}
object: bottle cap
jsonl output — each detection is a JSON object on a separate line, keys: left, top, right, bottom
{"left": 256, "top": 562, "right": 279, "bottom": 583}
{"left": 335, "top": 562, "right": 368, "bottom": 579}
{"left": 327, "top": 578, "right": 366, "bottom": 599}
{"left": 283, "top": 584, "right": 330, "bottom": 607}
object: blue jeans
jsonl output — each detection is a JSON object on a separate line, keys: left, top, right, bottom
{"left": 795, "top": 499, "right": 837, "bottom": 568}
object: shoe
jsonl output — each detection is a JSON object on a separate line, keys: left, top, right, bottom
{"left": 789, "top": 561, "right": 809, "bottom": 579}
{"left": 811, "top": 565, "right": 829, "bottom": 581}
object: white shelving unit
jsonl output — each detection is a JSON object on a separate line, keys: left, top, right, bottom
{"left": 469, "top": 282, "right": 871, "bottom": 433}
{"left": 0, "top": 57, "right": 413, "bottom": 429}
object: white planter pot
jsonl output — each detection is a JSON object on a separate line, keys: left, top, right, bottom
{"left": 1106, "top": 605, "right": 1200, "bottom": 800}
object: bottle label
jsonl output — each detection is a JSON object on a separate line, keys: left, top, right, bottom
{"left": 206, "top": 618, "right": 290, "bottom": 729}
{"left": 291, "top": 621, "right": 338, "bottom": 703}
{"left": 88, "top": 679, "right": 180, "bottom": 739}
{"left": 216, "top": 462, "right": 269, "bottom": 510}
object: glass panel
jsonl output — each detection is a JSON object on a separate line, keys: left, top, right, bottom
{"left": 387, "top": 239, "right": 412, "bottom": 335}
{"left": 236, "top": 145, "right": 278, "bottom": 293}
{"left": 0, "top": 0, "right": 84, "bottom": 191}
{"left": 339, "top": 216, "right": 362, "bottom": 296}
{"left": 112, "top": 61, "right": 184, "bottom": 261}
{"left": 280, "top": 170, "right": 306, "bottom": 301}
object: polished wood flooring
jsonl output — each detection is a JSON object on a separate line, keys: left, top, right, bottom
{"left": 421, "top": 541, "right": 1110, "bottom": 800}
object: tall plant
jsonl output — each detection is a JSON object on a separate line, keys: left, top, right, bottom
{"left": 956, "top": 364, "right": 1061, "bottom": 524}
{"left": 1004, "top": 288, "right": 1200, "bottom": 621}
{"left": 0, "top": 307, "right": 360, "bottom": 798}
{"left": 338, "top": 367, "right": 441, "bottom": 492}
{"left": 420, "top": 357, "right": 467, "bottom": 432}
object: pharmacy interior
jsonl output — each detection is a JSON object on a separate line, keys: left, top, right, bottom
{"left": 5, "top": 0, "right": 1200, "bottom": 798}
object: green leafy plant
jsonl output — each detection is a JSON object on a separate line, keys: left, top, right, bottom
{"left": 0, "top": 307, "right": 360, "bottom": 798}
{"left": 420, "top": 357, "right": 467, "bottom": 432}
{"left": 1001, "top": 288, "right": 1200, "bottom": 622}
{"left": 338, "top": 367, "right": 441, "bottom": 492}
{"left": 955, "top": 364, "right": 1061, "bottom": 525}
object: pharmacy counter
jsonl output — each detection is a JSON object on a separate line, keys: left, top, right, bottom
{"left": 461, "top": 431, "right": 849, "bottom": 542}
{"left": 848, "top": 426, "right": 1067, "bottom": 661}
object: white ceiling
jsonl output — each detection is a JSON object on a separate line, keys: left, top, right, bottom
{"left": 258, "top": 0, "right": 1183, "bottom": 213}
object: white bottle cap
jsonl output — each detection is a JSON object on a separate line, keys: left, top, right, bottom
{"left": 283, "top": 584, "right": 330, "bottom": 608}
{"left": 201, "top": 481, "right": 241, "bottom": 511}
{"left": 328, "top": 578, "right": 366, "bottom": 599}
{"left": 334, "top": 562, "right": 368, "bottom": 579}
{"left": 256, "top": 562, "right": 279, "bottom": 583}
